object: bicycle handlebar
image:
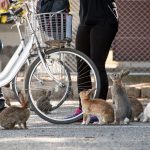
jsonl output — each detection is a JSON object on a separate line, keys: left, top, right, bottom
{"left": 10, "top": 0, "right": 18, "bottom": 3}
{"left": 0, "top": 7, "right": 23, "bottom": 17}
{"left": 0, "top": 0, "right": 25, "bottom": 17}
{"left": 13, "top": 7, "right": 24, "bottom": 15}
{"left": 0, "top": 11, "right": 11, "bottom": 16}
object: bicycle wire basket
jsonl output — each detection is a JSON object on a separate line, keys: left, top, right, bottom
{"left": 23, "top": 11, "right": 43, "bottom": 45}
{"left": 36, "top": 13, "right": 72, "bottom": 46}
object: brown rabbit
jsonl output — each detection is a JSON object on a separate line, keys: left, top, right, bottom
{"left": 36, "top": 90, "right": 52, "bottom": 114}
{"left": 0, "top": 92, "right": 30, "bottom": 129}
{"left": 110, "top": 70, "right": 132, "bottom": 125}
{"left": 79, "top": 89, "right": 114, "bottom": 125}
{"left": 128, "top": 96, "right": 143, "bottom": 121}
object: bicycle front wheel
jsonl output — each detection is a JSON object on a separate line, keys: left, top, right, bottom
{"left": 25, "top": 48, "right": 100, "bottom": 124}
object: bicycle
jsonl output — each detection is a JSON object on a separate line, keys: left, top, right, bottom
{"left": 0, "top": 0, "right": 47, "bottom": 102}
{"left": 0, "top": 1, "right": 100, "bottom": 124}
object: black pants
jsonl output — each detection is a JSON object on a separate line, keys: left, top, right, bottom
{"left": 0, "top": 88, "right": 5, "bottom": 110}
{"left": 76, "top": 22, "right": 118, "bottom": 107}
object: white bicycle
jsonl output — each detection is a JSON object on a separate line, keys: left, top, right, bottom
{"left": 0, "top": 1, "right": 100, "bottom": 124}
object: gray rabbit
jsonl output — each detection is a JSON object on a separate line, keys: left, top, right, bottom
{"left": 36, "top": 90, "right": 52, "bottom": 114}
{"left": 110, "top": 70, "right": 132, "bottom": 124}
{"left": 128, "top": 96, "right": 143, "bottom": 121}
{"left": 0, "top": 92, "right": 30, "bottom": 129}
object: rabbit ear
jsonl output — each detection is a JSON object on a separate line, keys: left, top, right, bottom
{"left": 120, "top": 70, "right": 130, "bottom": 79}
{"left": 46, "top": 90, "right": 51, "bottom": 97}
{"left": 5, "top": 98, "right": 11, "bottom": 106}
{"left": 87, "top": 88, "right": 96, "bottom": 95}
{"left": 109, "top": 74, "right": 114, "bottom": 80}
{"left": 18, "top": 92, "right": 28, "bottom": 108}
{"left": 18, "top": 92, "right": 24, "bottom": 102}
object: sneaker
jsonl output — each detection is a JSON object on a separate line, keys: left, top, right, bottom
{"left": 0, "top": 90, "right": 6, "bottom": 110}
{"left": 0, "top": 106, "right": 6, "bottom": 113}
{"left": 66, "top": 107, "right": 82, "bottom": 120}
{"left": 90, "top": 115, "right": 99, "bottom": 123}
{"left": 72, "top": 107, "right": 82, "bottom": 116}
{"left": 66, "top": 108, "right": 99, "bottom": 123}
{"left": 0, "top": 98, "right": 6, "bottom": 112}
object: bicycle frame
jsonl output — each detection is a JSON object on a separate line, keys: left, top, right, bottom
{"left": 0, "top": 34, "right": 34, "bottom": 87}
{"left": 0, "top": 2, "right": 63, "bottom": 88}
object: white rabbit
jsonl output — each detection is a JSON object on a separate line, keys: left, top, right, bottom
{"left": 142, "top": 103, "right": 150, "bottom": 122}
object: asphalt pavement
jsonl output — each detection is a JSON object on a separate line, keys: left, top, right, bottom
{"left": 0, "top": 113, "right": 150, "bottom": 150}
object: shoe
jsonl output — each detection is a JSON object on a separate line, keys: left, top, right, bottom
{"left": 90, "top": 115, "right": 99, "bottom": 123}
{"left": 0, "top": 106, "right": 6, "bottom": 113}
{"left": 69, "top": 107, "right": 82, "bottom": 117}
{"left": 72, "top": 107, "right": 82, "bottom": 116}
{"left": 0, "top": 92, "right": 6, "bottom": 112}
{"left": 66, "top": 108, "right": 99, "bottom": 123}
{"left": 0, "top": 98, "right": 5, "bottom": 107}
{"left": 0, "top": 98, "right": 6, "bottom": 112}
{"left": 65, "top": 107, "right": 82, "bottom": 120}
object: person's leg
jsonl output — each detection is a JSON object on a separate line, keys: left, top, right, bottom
{"left": 76, "top": 25, "right": 91, "bottom": 108}
{"left": 90, "top": 23, "right": 118, "bottom": 100}
{"left": 70, "top": 23, "right": 118, "bottom": 121}
{"left": 0, "top": 88, "right": 6, "bottom": 112}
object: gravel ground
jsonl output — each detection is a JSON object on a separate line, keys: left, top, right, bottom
{"left": 0, "top": 113, "right": 150, "bottom": 150}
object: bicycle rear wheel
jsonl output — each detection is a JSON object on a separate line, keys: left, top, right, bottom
{"left": 25, "top": 48, "right": 100, "bottom": 124}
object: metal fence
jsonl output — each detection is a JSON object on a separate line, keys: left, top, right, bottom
{"left": 111, "top": 0, "right": 150, "bottom": 74}
{"left": 70, "top": 0, "right": 150, "bottom": 75}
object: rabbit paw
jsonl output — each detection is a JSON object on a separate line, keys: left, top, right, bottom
{"left": 114, "top": 120, "right": 120, "bottom": 125}
{"left": 92, "top": 122, "right": 104, "bottom": 125}
{"left": 143, "top": 117, "right": 149, "bottom": 122}
{"left": 81, "top": 120, "right": 90, "bottom": 125}
{"left": 81, "top": 121, "right": 86, "bottom": 125}
{"left": 133, "top": 117, "right": 139, "bottom": 122}
{"left": 123, "top": 117, "right": 130, "bottom": 125}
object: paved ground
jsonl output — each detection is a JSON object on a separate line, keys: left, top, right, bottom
{"left": 1, "top": 83, "right": 150, "bottom": 150}
{"left": 0, "top": 113, "right": 150, "bottom": 150}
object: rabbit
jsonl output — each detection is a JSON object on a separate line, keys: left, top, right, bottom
{"left": 110, "top": 70, "right": 132, "bottom": 125}
{"left": 79, "top": 88, "right": 114, "bottom": 125}
{"left": 140, "top": 102, "right": 150, "bottom": 122}
{"left": 128, "top": 96, "right": 143, "bottom": 121}
{"left": 0, "top": 92, "right": 30, "bottom": 129}
{"left": 36, "top": 90, "right": 52, "bottom": 114}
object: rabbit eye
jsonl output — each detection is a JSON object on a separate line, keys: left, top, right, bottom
{"left": 114, "top": 74, "right": 117, "bottom": 77}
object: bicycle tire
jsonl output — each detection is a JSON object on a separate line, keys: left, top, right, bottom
{"left": 25, "top": 48, "right": 100, "bottom": 124}
{"left": 11, "top": 77, "right": 20, "bottom": 102}
{"left": 11, "top": 65, "right": 27, "bottom": 103}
